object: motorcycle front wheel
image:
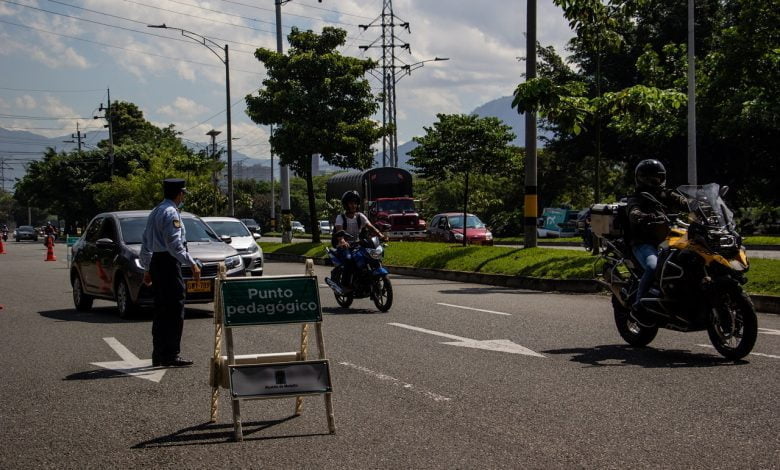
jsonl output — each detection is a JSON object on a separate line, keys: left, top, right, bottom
{"left": 612, "top": 295, "right": 658, "bottom": 347}
{"left": 334, "top": 292, "right": 353, "bottom": 308}
{"left": 706, "top": 289, "right": 757, "bottom": 360}
{"left": 371, "top": 276, "right": 393, "bottom": 312}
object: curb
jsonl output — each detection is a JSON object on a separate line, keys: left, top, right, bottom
{"left": 264, "top": 253, "right": 779, "bottom": 314}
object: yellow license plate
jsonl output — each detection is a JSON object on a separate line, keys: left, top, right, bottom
{"left": 186, "top": 280, "right": 212, "bottom": 293}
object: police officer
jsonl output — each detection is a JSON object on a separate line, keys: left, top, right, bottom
{"left": 140, "top": 178, "right": 201, "bottom": 367}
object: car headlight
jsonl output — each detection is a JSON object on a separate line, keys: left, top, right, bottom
{"left": 247, "top": 243, "right": 259, "bottom": 254}
{"left": 224, "top": 255, "right": 242, "bottom": 269}
{"left": 485, "top": 232, "right": 493, "bottom": 240}
{"left": 454, "top": 232, "right": 464, "bottom": 240}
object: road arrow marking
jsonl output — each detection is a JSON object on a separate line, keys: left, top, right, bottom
{"left": 437, "top": 302, "right": 511, "bottom": 316}
{"left": 388, "top": 323, "right": 544, "bottom": 358}
{"left": 91, "top": 337, "right": 167, "bottom": 383}
{"left": 758, "top": 328, "right": 780, "bottom": 336}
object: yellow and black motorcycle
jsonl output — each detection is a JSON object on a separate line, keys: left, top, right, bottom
{"left": 591, "top": 183, "right": 757, "bottom": 360}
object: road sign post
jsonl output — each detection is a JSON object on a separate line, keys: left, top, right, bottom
{"left": 209, "top": 260, "right": 335, "bottom": 441}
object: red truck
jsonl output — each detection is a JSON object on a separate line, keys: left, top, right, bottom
{"left": 325, "top": 168, "right": 427, "bottom": 240}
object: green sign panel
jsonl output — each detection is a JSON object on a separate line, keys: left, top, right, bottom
{"left": 220, "top": 276, "right": 321, "bottom": 326}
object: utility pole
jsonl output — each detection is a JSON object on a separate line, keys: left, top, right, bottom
{"left": 206, "top": 129, "right": 222, "bottom": 216}
{"left": 359, "top": 0, "right": 411, "bottom": 167}
{"left": 96, "top": 88, "right": 114, "bottom": 176}
{"left": 270, "top": 124, "right": 275, "bottom": 231}
{"left": 687, "top": 0, "right": 697, "bottom": 185}
{"left": 523, "top": 0, "right": 538, "bottom": 248}
{"left": 276, "top": 0, "right": 292, "bottom": 242}
{"left": 63, "top": 122, "right": 85, "bottom": 152}
{"left": 0, "top": 157, "right": 11, "bottom": 192}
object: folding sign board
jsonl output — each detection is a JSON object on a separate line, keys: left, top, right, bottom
{"left": 220, "top": 276, "right": 322, "bottom": 326}
{"left": 228, "top": 360, "right": 332, "bottom": 398}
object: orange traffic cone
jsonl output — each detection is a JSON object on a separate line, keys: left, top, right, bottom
{"left": 45, "top": 237, "right": 56, "bottom": 261}
{"left": 0, "top": 237, "right": 6, "bottom": 254}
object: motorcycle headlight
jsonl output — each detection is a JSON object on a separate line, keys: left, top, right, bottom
{"left": 368, "top": 245, "right": 384, "bottom": 260}
{"left": 454, "top": 232, "right": 464, "bottom": 241}
{"left": 224, "top": 255, "right": 242, "bottom": 269}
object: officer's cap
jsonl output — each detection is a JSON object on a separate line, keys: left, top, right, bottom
{"left": 163, "top": 178, "right": 187, "bottom": 195}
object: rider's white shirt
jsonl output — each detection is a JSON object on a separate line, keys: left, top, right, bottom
{"left": 335, "top": 212, "right": 369, "bottom": 239}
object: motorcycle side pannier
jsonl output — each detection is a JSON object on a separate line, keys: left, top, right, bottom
{"left": 590, "top": 202, "right": 627, "bottom": 238}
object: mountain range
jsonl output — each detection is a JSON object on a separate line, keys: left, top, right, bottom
{"left": 0, "top": 95, "right": 528, "bottom": 187}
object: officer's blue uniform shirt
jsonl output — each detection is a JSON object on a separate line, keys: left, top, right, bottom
{"left": 140, "top": 199, "right": 197, "bottom": 270}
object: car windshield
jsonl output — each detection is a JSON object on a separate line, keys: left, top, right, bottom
{"left": 120, "top": 216, "right": 220, "bottom": 244}
{"left": 241, "top": 219, "right": 257, "bottom": 226}
{"left": 377, "top": 200, "right": 415, "bottom": 212}
{"left": 448, "top": 215, "right": 485, "bottom": 229}
{"left": 19, "top": 225, "right": 34, "bottom": 231}
{"left": 208, "top": 220, "right": 251, "bottom": 237}
{"left": 320, "top": 221, "right": 329, "bottom": 227}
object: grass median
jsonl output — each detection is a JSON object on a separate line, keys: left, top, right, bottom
{"left": 260, "top": 241, "right": 779, "bottom": 297}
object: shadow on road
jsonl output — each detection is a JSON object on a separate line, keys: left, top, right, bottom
{"left": 64, "top": 368, "right": 143, "bottom": 381}
{"left": 437, "top": 286, "right": 547, "bottom": 296}
{"left": 543, "top": 344, "right": 748, "bottom": 368}
{"left": 39, "top": 307, "right": 213, "bottom": 324}
{"left": 322, "top": 306, "right": 378, "bottom": 315}
{"left": 132, "top": 417, "right": 330, "bottom": 446}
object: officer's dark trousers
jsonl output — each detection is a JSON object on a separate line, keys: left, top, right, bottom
{"left": 150, "top": 252, "right": 186, "bottom": 362}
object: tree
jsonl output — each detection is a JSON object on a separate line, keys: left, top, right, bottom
{"left": 245, "top": 27, "right": 386, "bottom": 243}
{"left": 408, "top": 114, "right": 516, "bottom": 245}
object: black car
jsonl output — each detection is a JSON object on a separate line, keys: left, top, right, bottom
{"left": 14, "top": 225, "right": 38, "bottom": 242}
{"left": 240, "top": 218, "right": 261, "bottom": 234}
{"left": 70, "top": 211, "right": 245, "bottom": 318}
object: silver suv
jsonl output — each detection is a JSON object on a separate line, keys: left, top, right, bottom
{"left": 202, "top": 217, "right": 263, "bottom": 276}
{"left": 70, "top": 210, "right": 245, "bottom": 318}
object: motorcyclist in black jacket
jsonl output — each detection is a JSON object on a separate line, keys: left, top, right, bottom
{"left": 626, "top": 159, "right": 688, "bottom": 324}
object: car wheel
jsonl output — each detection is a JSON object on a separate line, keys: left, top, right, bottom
{"left": 116, "top": 277, "right": 138, "bottom": 319}
{"left": 72, "top": 275, "right": 94, "bottom": 312}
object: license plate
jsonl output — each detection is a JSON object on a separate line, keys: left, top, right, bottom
{"left": 186, "top": 280, "right": 212, "bottom": 293}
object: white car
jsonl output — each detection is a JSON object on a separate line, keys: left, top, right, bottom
{"left": 291, "top": 221, "right": 305, "bottom": 233}
{"left": 318, "top": 220, "right": 332, "bottom": 235}
{"left": 202, "top": 217, "right": 263, "bottom": 276}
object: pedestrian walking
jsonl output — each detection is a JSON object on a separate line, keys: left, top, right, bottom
{"left": 140, "top": 178, "right": 201, "bottom": 367}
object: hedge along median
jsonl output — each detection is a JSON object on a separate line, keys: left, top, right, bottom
{"left": 259, "top": 241, "right": 780, "bottom": 312}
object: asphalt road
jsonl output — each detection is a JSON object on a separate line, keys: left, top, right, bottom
{"left": 1, "top": 241, "right": 778, "bottom": 468}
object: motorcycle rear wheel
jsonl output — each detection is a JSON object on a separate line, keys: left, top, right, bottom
{"left": 371, "top": 276, "right": 393, "bottom": 312}
{"left": 612, "top": 295, "right": 658, "bottom": 347}
{"left": 706, "top": 289, "right": 757, "bottom": 360}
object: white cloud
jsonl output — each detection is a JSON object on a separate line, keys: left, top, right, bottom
{"left": 15, "top": 95, "right": 36, "bottom": 110}
{"left": 157, "top": 97, "right": 209, "bottom": 119}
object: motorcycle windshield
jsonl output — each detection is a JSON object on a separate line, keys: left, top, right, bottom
{"left": 677, "top": 183, "right": 734, "bottom": 230}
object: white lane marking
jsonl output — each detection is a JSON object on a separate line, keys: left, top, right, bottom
{"left": 388, "top": 323, "right": 544, "bottom": 358}
{"left": 338, "top": 361, "right": 451, "bottom": 402}
{"left": 696, "top": 344, "right": 780, "bottom": 360}
{"left": 91, "top": 337, "right": 167, "bottom": 383}
{"left": 436, "top": 302, "right": 511, "bottom": 316}
{"left": 758, "top": 328, "right": 780, "bottom": 336}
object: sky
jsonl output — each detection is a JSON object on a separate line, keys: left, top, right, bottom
{"left": 0, "top": 0, "right": 574, "bottom": 162}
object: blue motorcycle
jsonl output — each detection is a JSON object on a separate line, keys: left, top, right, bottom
{"left": 325, "top": 233, "right": 393, "bottom": 312}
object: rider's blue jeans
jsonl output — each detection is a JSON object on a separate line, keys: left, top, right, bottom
{"left": 632, "top": 243, "right": 658, "bottom": 309}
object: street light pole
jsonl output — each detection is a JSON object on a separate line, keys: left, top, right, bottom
{"left": 147, "top": 24, "right": 234, "bottom": 215}
{"left": 524, "top": 0, "right": 538, "bottom": 248}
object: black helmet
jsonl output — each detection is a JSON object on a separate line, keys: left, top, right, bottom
{"left": 635, "top": 159, "right": 666, "bottom": 190}
{"left": 341, "top": 190, "right": 361, "bottom": 208}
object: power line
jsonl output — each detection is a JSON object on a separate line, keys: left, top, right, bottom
{"left": 119, "top": 0, "right": 277, "bottom": 35}
{"left": 47, "top": 0, "right": 268, "bottom": 48}
{"left": 0, "top": 113, "right": 94, "bottom": 120}
{"left": 0, "top": 86, "right": 104, "bottom": 93}
{"left": 0, "top": 19, "right": 264, "bottom": 75}
{"left": 218, "top": 0, "right": 361, "bottom": 28}
{"left": 1, "top": 0, "right": 259, "bottom": 54}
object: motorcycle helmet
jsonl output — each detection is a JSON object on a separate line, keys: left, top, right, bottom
{"left": 341, "top": 190, "right": 361, "bottom": 209}
{"left": 635, "top": 159, "right": 667, "bottom": 191}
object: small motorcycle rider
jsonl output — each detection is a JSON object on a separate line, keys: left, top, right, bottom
{"left": 332, "top": 190, "right": 386, "bottom": 292}
{"left": 627, "top": 159, "right": 688, "bottom": 323}
{"left": 44, "top": 221, "right": 56, "bottom": 243}
{"left": 1, "top": 223, "right": 8, "bottom": 240}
